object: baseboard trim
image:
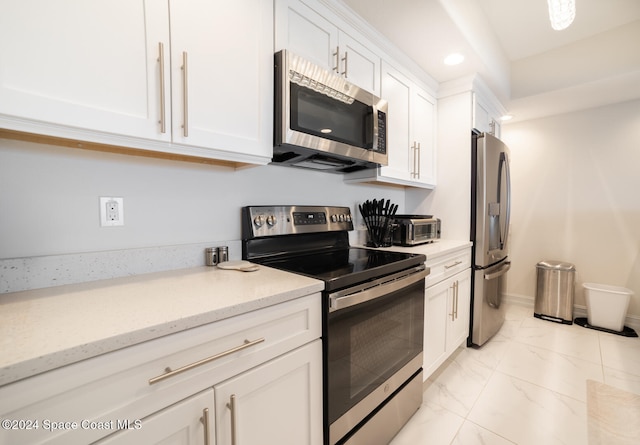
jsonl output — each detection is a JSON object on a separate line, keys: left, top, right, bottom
{"left": 503, "top": 293, "right": 640, "bottom": 333}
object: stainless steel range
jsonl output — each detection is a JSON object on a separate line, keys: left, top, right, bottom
{"left": 242, "top": 205, "right": 428, "bottom": 445}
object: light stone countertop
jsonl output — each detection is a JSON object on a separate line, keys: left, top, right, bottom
{"left": 358, "top": 239, "right": 472, "bottom": 260}
{"left": 0, "top": 265, "right": 324, "bottom": 386}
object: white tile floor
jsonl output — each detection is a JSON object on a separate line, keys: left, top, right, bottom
{"left": 390, "top": 302, "right": 640, "bottom": 445}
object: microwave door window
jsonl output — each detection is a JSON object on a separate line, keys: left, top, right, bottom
{"left": 290, "top": 83, "right": 372, "bottom": 149}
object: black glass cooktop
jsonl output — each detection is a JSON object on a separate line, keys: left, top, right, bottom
{"left": 256, "top": 247, "right": 425, "bottom": 292}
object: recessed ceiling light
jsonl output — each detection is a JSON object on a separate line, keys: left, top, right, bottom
{"left": 320, "top": 128, "right": 332, "bottom": 134}
{"left": 500, "top": 114, "right": 514, "bottom": 121}
{"left": 444, "top": 53, "right": 464, "bottom": 66}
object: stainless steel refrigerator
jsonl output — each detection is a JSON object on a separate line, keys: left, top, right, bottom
{"left": 469, "top": 132, "right": 512, "bottom": 346}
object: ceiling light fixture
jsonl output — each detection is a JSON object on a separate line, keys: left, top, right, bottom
{"left": 547, "top": 0, "right": 576, "bottom": 31}
{"left": 444, "top": 53, "right": 464, "bottom": 66}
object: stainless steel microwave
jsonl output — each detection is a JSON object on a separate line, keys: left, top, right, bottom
{"left": 273, "top": 50, "right": 388, "bottom": 173}
{"left": 392, "top": 215, "right": 441, "bottom": 246}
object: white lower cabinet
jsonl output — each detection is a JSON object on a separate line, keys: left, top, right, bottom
{"left": 97, "top": 340, "right": 323, "bottom": 445}
{"left": 215, "top": 340, "right": 323, "bottom": 445}
{"left": 96, "top": 389, "right": 215, "bottom": 445}
{"left": 423, "top": 249, "right": 471, "bottom": 379}
{"left": 0, "top": 294, "right": 322, "bottom": 445}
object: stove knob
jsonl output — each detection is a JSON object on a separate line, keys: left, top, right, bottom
{"left": 266, "top": 215, "right": 277, "bottom": 227}
{"left": 339, "top": 214, "right": 345, "bottom": 222}
{"left": 253, "top": 215, "right": 265, "bottom": 228}
{"left": 331, "top": 214, "right": 338, "bottom": 223}
{"left": 346, "top": 214, "right": 352, "bottom": 222}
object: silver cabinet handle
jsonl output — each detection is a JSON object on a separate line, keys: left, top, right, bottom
{"left": 450, "top": 280, "right": 459, "bottom": 321}
{"left": 416, "top": 142, "right": 421, "bottom": 179}
{"left": 157, "top": 42, "right": 166, "bottom": 134}
{"left": 341, "top": 51, "right": 348, "bottom": 77}
{"left": 182, "top": 51, "right": 189, "bottom": 137}
{"left": 227, "top": 394, "right": 237, "bottom": 445}
{"left": 411, "top": 142, "right": 418, "bottom": 178}
{"left": 148, "top": 338, "right": 265, "bottom": 385}
{"left": 454, "top": 280, "right": 459, "bottom": 319}
{"left": 200, "top": 407, "right": 211, "bottom": 445}
{"left": 444, "top": 260, "right": 463, "bottom": 269}
{"left": 333, "top": 46, "right": 340, "bottom": 73}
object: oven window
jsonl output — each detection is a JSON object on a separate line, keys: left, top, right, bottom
{"left": 326, "top": 279, "right": 424, "bottom": 424}
{"left": 290, "top": 83, "right": 373, "bottom": 149}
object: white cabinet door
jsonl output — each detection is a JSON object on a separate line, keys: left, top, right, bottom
{"left": 275, "top": 0, "right": 380, "bottom": 94}
{"left": 338, "top": 31, "right": 380, "bottom": 96}
{"left": 423, "top": 268, "right": 472, "bottom": 380}
{"left": 96, "top": 389, "right": 214, "bottom": 445}
{"left": 473, "top": 93, "right": 501, "bottom": 138}
{"left": 0, "top": 0, "right": 170, "bottom": 141}
{"left": 215, "top": 340, "right": 323, "bottom": 445}
{"left": 447, "top": 268, "right": 471, "bottom": 352}
{"left": 379, "top": 61, "right": 412, "bottom": 182}
{"left": 411, "top": 87, "right": 437, "bottom": 187}
{"left": 169, "top": 0, "right": 273, "bottom": 159}
{"left": 360, "top": 61, "right": 435, "bottom": 188}
{"left": 424, "top": 277, "right": 449, "bottom": 378}
{"left": 276, "top": 0, "right": 339, "bottom": 70}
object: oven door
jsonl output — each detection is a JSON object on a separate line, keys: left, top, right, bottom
{"left": 327, "top": 265, "right": 427, "bottom": 444}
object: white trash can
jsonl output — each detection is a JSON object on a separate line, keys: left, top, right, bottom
{"left": 583, "top": 283, "right": 633, "bottom": 332}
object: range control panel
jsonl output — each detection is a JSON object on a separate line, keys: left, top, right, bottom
{"left": 243, "top": 206, "right": 353, "bottom": 238}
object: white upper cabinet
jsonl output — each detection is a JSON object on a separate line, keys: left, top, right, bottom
{"left": 0, "top": 0, "right": 170, "bottom": 142}
{"left": 0, "top": 0, "right": 273, "bottom": 165}
{"left": 169, "top": 0, "right": 273, "bottom": 158}
{"left": 379, "top": 62, "right": 411, "bottom": 182}
{"left": 412, "top": 87, "right": 437, "bottom": 186}
{"left": 473, "top": 92, "right": 502, "bottom": 139}
{"left": 275, "top": 0, "right": 380, "bottom": 95}
{"left": 347, "top": 60, "right": 437, "bottom": 188}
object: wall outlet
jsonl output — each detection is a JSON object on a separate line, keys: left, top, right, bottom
{"left": 100, "top": 197, "right": 124, "bottom": 227}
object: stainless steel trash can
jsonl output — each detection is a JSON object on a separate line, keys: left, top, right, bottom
{"left": 534, "top": 260, "right": 576, "bottom": 324}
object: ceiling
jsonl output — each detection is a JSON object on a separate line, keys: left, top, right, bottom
{"left": 341, "top": 0, "right": 640, "bottom": 123}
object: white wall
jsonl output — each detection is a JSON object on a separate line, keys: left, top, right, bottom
{"left": 406, "top": 91, "right": 473, "bottom": 240}
{"left": 501, "top": 99, "right": 640, "bottom": 316}
{"left": 0, "top": 139, "right": 405, "bottom": 290}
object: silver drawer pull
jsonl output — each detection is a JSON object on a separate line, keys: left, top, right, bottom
{"left": 149, "top": 338, "right": 265, "bottom": 385}
{"left": 200, "top": 407, "right": 211, "bottom": 445}
{"left": 227, "top": 394, "right": 238, "bottom": 445}
{"left": 444, "top": 260, "right": 463, "bottom": 269}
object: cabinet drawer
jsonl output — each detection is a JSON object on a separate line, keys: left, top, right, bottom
{"left": 0, "top": 294, "right": 321, "bottom": 445}
{"left": 424, "top": 248, "right": 471, "bottom": 288}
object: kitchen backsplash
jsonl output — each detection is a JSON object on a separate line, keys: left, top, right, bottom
{"left": 0, "top": 139, "right": 406, "bottom": 294}
{"left": 0, "top": 241, "right": 242, "bottom": 294}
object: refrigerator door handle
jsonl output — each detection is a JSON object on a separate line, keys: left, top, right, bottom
{"left": 484, "top": 261, "right": 511, "bottom": 280}
{"left": 498, "top": 152, "right": 512, "bottom": 250}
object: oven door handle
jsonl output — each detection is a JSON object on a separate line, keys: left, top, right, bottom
{"left": 328, "top": 265, "right": 429, "bottom": 313}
